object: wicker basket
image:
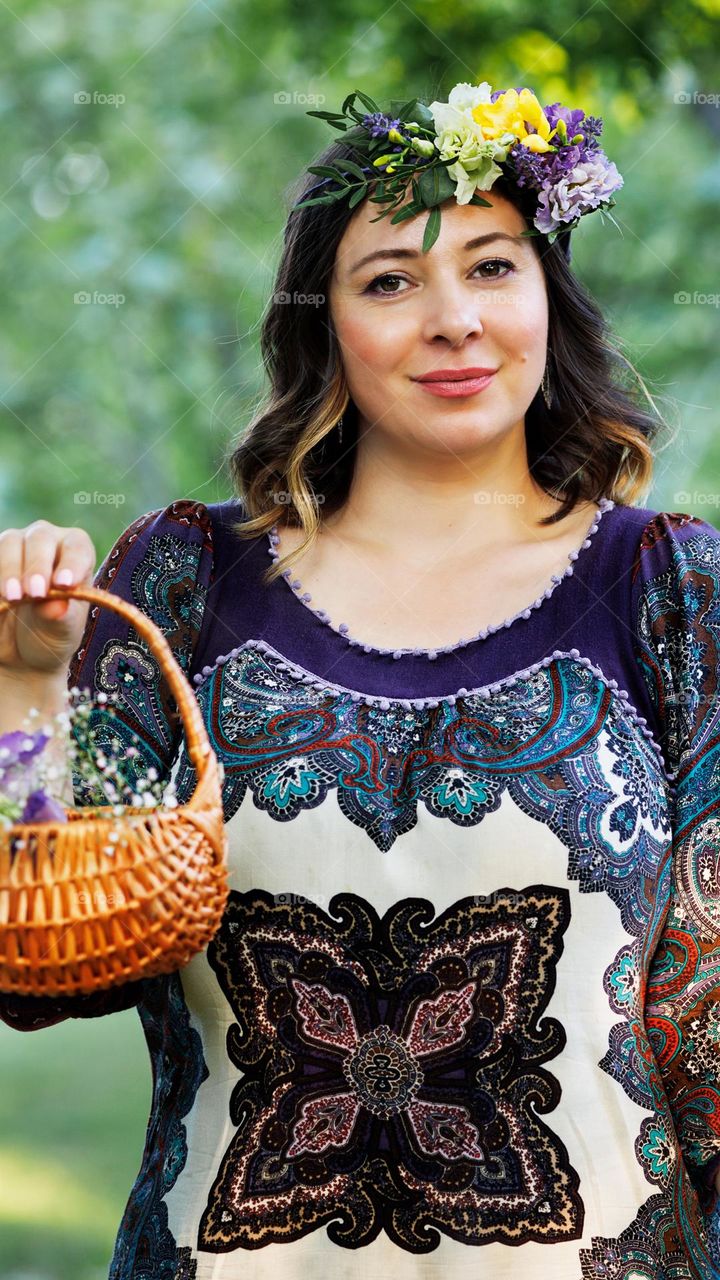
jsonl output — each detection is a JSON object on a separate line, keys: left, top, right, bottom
{"left": 0, "top": 583, "right": 229, "bottom": 998}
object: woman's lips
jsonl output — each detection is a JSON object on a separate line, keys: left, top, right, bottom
{"left": 414, "top": 372, "right": 496, "bottom": 398}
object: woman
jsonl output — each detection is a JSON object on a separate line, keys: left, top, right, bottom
{"left": 1, "top": 81, "right": 720, "bottom": 1279}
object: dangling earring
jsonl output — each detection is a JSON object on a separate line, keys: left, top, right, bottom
{"left": 336, "top": 414, "right": 344, "bottom": 445}
{"left": 541, "top": 362, "right": 553, "bottom": 410}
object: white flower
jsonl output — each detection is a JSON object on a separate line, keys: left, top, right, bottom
{"left": 438, "top": 80, "right": 494, "bottom": 118}
{"left": 428, "top": 81, "right": 513, "bottom": 205}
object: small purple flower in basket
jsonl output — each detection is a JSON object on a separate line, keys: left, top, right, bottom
{"left": 0, "top": 729, "right": 49, "bottom": 795}
{"left": 1, "top": 693, "right": 177, "bottom": 830}
{"left": 0, "top": 729, "right": 49, "bottom": 771}
{"left": 20, "top": 788, "right": 68, "bottom": 825}
{"left": 0, "top": 728, "right": 64, "bottom": 827}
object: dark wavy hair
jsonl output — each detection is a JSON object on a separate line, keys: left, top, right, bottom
{"left": 228, "top": 133, "right": 666, "bottom": 585}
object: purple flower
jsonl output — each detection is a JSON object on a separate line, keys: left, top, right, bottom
{"left": 0, "top": 729, "right": 50, "bottom": 792}
{"left": 362, "top": 112, "right": 402, "bottom": 138}
{"left": 506, "top": 144, "right": 547, "bottom": 189}
{"left": 20, "top": 788, "right": 68, "bottom": 825}
{"left": 545, "top": 103, "right": 587, "bottom": 137}
{"left": 533, "top": 153, "right": 624, "bottom": 234}
{"left": 580, "top": 114, "right": 604, "bottom": 141}
{"left": 0, "top": 730, "right": 50, "bottom": 769}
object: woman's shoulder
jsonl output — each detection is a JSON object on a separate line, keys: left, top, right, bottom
{"left": 599, "top": 500, "right": 720, "bottom": 581}
{"left": 102, "top": 498, "right": 215, "bottom": 571}
{"left": 623, "top": 502, "right": 720, "bottom": 777}
{"left": 105, "top": 496, "right": 255, "bottom": 571}
{"left": 613, "top": 502, "right": 720, "bottom": 595}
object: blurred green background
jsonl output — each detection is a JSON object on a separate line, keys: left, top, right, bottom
{"left": 1, "top": 0, "right": 719, "bottom": 1276}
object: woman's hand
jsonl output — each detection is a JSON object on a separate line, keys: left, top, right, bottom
{"left": 0, "top": 519, "right": 96, "bottom": 680}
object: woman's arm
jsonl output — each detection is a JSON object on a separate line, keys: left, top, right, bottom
{"left": 0, "top": 499, "right": 214, "bottom": 1030}
{"left": 632, "top": 510, "right": 720, "bottom": 1211}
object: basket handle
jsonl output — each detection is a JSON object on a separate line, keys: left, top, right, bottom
{"left": 0, "top": 583, "right": 215, "bottom": 782}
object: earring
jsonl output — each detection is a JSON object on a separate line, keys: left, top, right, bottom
{"left": 336, "top": 414, "right": 344, "bottom": 445}
{"left": 541, "top": 362, "right": 552, "bottom": 410}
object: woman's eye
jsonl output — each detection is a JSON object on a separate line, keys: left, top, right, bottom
{"left": 365, "top": 273, "right": 408, "bottom": 296}
{"left": 474, "top": 254, "right": 512, "bottom": 275}
{"left": 365, "top": 258, "right": 515, "bottom": 296}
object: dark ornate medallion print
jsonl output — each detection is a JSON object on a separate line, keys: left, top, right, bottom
{"left": 199, "top": 887, "right": 582, "bottom": 1252}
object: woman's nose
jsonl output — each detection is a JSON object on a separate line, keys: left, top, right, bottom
{"left": 421, "top": 284, "right": 486, "bottom": 346}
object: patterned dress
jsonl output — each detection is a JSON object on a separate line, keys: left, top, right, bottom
{"left": 2, "top": 495, "right": 720, "bottom": 1280}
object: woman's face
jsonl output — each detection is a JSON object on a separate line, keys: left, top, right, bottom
{"left": 329, "top": 189, "right": 549, "bottom": 458}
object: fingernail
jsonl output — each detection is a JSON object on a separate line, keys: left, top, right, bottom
{"left": 54, "top": 569, "right": 74, "bottom": 586}
{"left": 29, "top": 574, "right": 46, "bottom": 598}
{"left": 5, "top": 577, "right": 22, "bottom": 601}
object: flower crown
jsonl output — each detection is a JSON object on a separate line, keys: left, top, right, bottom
{"left": 293, "top": 82, "right": 623, "bottom": 256}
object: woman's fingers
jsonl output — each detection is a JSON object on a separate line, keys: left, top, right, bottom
{"left": 0, "top": 522, "right": 96, "bottom": 622}
{"left": 0, "top": 523, "right": 95, "bottom": 594}
{"left": 0, "top": 528, "right": 23, "bottom": 600}
{"left": 20, "top": 520, "right": 62, "bottom": 599}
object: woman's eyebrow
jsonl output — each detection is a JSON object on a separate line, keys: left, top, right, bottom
{"left": 348, "top": 232, "right": 527, "bottom": 276}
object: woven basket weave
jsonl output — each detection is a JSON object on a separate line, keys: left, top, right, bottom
{"left": 0, "top": 583, "right": 229, "bottom": 998}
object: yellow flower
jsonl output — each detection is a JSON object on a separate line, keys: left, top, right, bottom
{"left": 472, "top": 88, "right": 557, "bottom": 151}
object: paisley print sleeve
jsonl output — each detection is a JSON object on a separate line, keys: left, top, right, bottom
{"left": 632, "top": 510, "right": 720, "bottom": 1212}
{"left": 0, "top": 499, "right": 214, "bottom": 1032}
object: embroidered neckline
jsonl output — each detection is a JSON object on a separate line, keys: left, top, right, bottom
{"left": 266, "top": 497, "right": 616, "bottom": 660}
{"left": 191, "top": 637, "right": 671, "bottom": 785}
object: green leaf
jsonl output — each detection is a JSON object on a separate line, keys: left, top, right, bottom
{"left": 305, "top": 114, "right": 348, "bottom": 132}
{"left": 368, "top": 200, "right": 404, "bottom": 225}
{"left": 339, "top": 159, "right": 370, "bottom": 180}
{"left": 307, "top": 165, "right": 348, "bottom": 181}
{"left": 390, "top": 203, "right": 421, "bottom": 224}
{"left": 306, "top": 110, "right": 351, "bottom": 121}
{"left": 392, "top": 98, "right": 418, "bottom": 121}
{"left": 416, "top": 164, "right": 455, "bottom": 208}
{"left": 341, "top": 92, "right": 358, "bottom": 114}
{"left": 292, "top": 194, "right": 341, "bottom": 209}
{"left": 468, "top": 193, "right": 493, "bottom": 208}
{"left": 348, "top": 185, "right": 368, "bottom": 208}
{"left": 422, "top": 206, "right": 441, "bottom": 253}
{"left": 367, "top": 180, "right": 388, "bottom": 204}
{"left": 355, "top": 91, "right": 381, "bottom": 114}
{"left": 410, "top": 102, "right": 436, "bottom": 132}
